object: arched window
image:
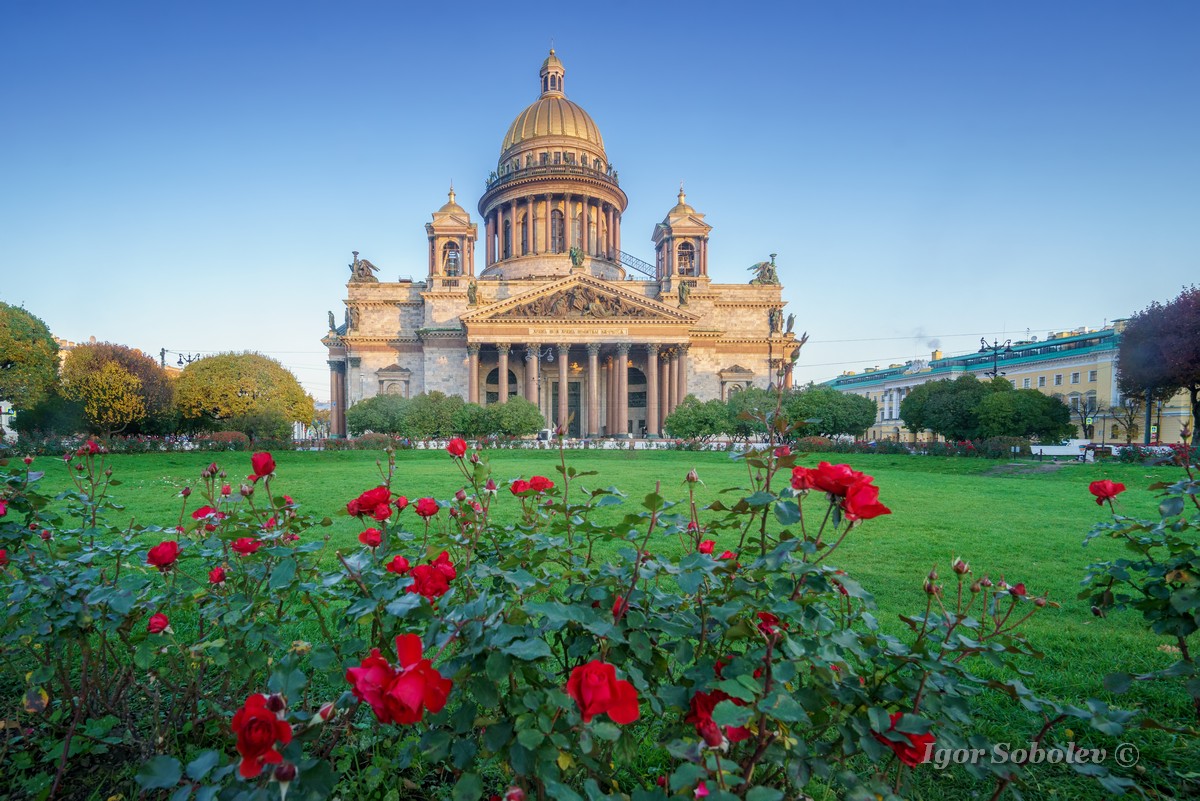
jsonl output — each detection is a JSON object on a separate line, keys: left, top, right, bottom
{"left": 677, "top": 242, "right": 696, "bottom": 275}
{"left": 519, "top": 214, "right": 529, "bottom": 255}
{"left": 442, "top": 242, "right": 460, "bottom": 276}
{"left": 502, "top": 220, "right": 512, "bottom": 260}
{"left": 550, "top": 210, "right": 565, "bottom": 253}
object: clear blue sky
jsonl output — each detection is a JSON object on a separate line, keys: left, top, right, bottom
{"left": 2, "top": 1, "right": 1197, "bottom": 400}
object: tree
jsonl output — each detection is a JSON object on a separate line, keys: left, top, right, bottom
{"left": 783, "top": 386, "right": 877, "bottom": 438}
{"left": 175, "top": 353, "right": 313, "bottom": 431}
{"left": 664, "top": 396, "right": 730, "bottom": 440}
{"left": 977, "top": 389, "right": 1074, "bottom": 442}
{"left": 1118, "top": 286, "right": 1200, "bottom": 438}
{"left": 1068, "top": 395, "right": 1104, "bottom": 440}
{"left": 1109, "top": 396, "right": 1142, "bottom": 444}
{"left": 899, "top": 375, "right": 1010, "bottom": 441}
{"left": 724, "top": 388, "right": 776, "bottom": 440}
{"left": 346, "top": 394, "right": 410, "bottom": 436}
{"left": 399, "top": 392, "right": 465, "bottom": 440}
{"left": 59, "top": 342, "right": 175, "bottom": 434}
{"left": 62, "top": 361, "right": 146, "bottom": 437}
{"left": 10, "top": 389, "right": 87, "bottom": 437}
{"left": 0, "top": 302, "right": 59, "bottom": 421}
{"left": 491, "top": 397, "right": 544, "bottom": 437}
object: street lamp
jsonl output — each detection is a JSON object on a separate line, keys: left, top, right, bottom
{"left": 978, "top": 338, "right": 1013, "bottom": 379}
{"left": 530, "top": 346, "right": 556, "bottom": 423}
{"left": 160, "top": 348, "right": 201, "bottom": 368}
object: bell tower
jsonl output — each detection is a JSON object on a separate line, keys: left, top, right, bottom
{"left": 425, "top": 185, "right": 477, "bottom": 284}
{"left": 653, "top": 186, "right": 712, "bottom": 283}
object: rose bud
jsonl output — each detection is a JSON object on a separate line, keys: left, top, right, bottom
{"left": 470, "top": 452, "right": 481, "bottom": 465}
{"left": 314, "top": 702, "right": 336, "bottom": 724}
{"left": 951, "top": 557, "right": 970, "bottom": 575}
{"left": 455, "top": 489, "right": 467, "bottom": 502}
{"left": 40, "top": 530, "right": 52, "bottom": 541}
{"left": 104, "top": 467, "right": 113, "bottom": 478}
{"left": 265, "top": 693, "right": 287, "bottom": 714}
{"left": 923, "top": 580, "right": 936, "bottom": 595}
{"left": 240, "top": 484, "right": 253, "bottom": 497}
{"left": 927, "top": 567, "right": 938, "bottom": 582}
{"left": 23, "top": 456, "right": 33, "bottom": 466}
{"left": 181, "top": 487, "right": 192, "bottom": 498}
{"left": 221, "top": 484, "right": 231, "bottom": 496}
{"left": 484, "top": 479, "right": 497, "bottom": 494}
{"left": 505, "top": 788, "right": 526, "bottom": 801}
{"left": 969, "top": 580, "right": 982, "bottom": 593}
{"left": 1091, "top": 605, "right": 1105, "bottom": 618}
{"left": 1034, "top": 596, "right": 1047, "bottom": 607}
{"left": 656, "top": 776, "right": 667, "bottom": 788}
{"left": 686, "top": 469, "right": 699, "bottom": 484}
{"left": 274, "top": 763, "right": 297, "bottom": 783}
{"left": 980, "top": 576, "right": 994, "bottom": 588}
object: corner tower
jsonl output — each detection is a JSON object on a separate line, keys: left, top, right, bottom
{"left": 478, "top": 50, "right": 629, "bottom": 280}
{"left": 425, "top": 186, "right": 477, "bottom": 285}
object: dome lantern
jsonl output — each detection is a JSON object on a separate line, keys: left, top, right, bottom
{"left": 540, "top": 48, "right": 565, "bottom": 96}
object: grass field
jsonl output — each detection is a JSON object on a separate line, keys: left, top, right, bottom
{"left": 27, "top": 448, "right": 1198, "bottom": 798}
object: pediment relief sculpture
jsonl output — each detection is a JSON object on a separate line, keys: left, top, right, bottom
{"left": 491, "top": 285, "right": 667, "bottom": 321}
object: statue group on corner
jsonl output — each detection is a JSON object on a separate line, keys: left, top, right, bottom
{"left": 348, "top": 250, "right": 379, "bottom": 283}
{"left": 748, "top": 257, "right": 780, "bottom": 286}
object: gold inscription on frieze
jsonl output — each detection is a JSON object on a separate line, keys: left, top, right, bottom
{"left": 536, "top": 327, "right": 629, "bottom": 336}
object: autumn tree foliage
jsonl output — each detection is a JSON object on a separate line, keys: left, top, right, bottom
{"left": 1118, "top": 286, "right": 1200, "bottom": 434}
{"left": 0, "top": 301, "right": 59, "bottom": 417}
{"left": 59, "top": 342, "right": 175, "bottom": 435}
{"left": 175, "top": 353, "right": 313, "bottom": 432}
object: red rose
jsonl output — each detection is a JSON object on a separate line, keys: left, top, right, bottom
{"left": 687, "top": 689, "right": 752, "bottom": 745}
{"left": 565, "top": 660, "right": 640, "bottom": 724}
{"left": 232, "top": 537, "right": 262, "bottom": 556}
{"left": 718, "top": 550, "right": 736, "bottom": 560}
{"left": 221, "top": 483, "right": 232, "bottom": 496}
{"left": 415, "top": 497, "right": 439, "bottom": 518}
{"left": 346, "top": 634, "right": 453, "bottom": 725}
{"left": 371, "top": 503, "right": 392, "bottom": 521}
{"left": 386, "top": 555, "right": 411, "bottom": 575}
{"left": 395, "top": 496, "right": 409, "bottom": 512}
{"left": 209, "top": 566, "right": 227, "bottom": 584}
{"left": 790, "top": 466, "right": 815, "bottom": 491}
{"left": 381, "top": 634, "right": 453, "bottom": 724}
{"left": 407, "top": 564, "right": 450, "bottom": 598}
{"left": 841, "top": 481, "right": 891, "bottom": 521}
{"left": 612, "top": 596, "right": 629, "bottom": 621}
{"left": 249, "top": 452, "right": 275, "bottom": 483}
{"left": 349, "top": 486, "right": 391, "bottom": 516}
{"left": 147, "top": 613, "right": 170, "bottom": 634}
{"left": 192, "top": 505, "right": 219, "bottom": 520}
{"left": 344, "top": 648, "right": 394, "bottom": 721}
{"left": 756, "top": 611, "right": 787, "bottom": 636}
{"left": 1089, "top": 479, "right": 1126, "bottom": 505}
{"left": 529, "top": 475, "right": 554, "bottom": 492}
{"left": 774, "top": 445, "right": 792, "bottom": 458}
{"left": 510, "top": 479, "right": 531, "bottom": 495}
{"left": 1010, "top": 582, "right": 1027, "bottom": 596}
{"left": 231, "top": 693, "right": 293, "bottom": 778}
{"left": 698, "top": 539, "right": 715, "bottom": 554}
{"left": 812, "top": 462, "right": 872, "bottom": 496}
{"left": 0, "top": 549, "right": 6, "bottom": 567}
{"left": 191, "top": 505, "right": 227, "bottom": 532}
{"left": 431, "top": 551, "right": 457, "bottom": 581}
{"left": 0, "top": 500, "right": 6, "bottom": 517}
{"left": 359, "top": 528, "right": 382, "bottom": 548}
{"left": 346, "top": 499, "right": 361, "bottom": 517}
{"left": 146, "top": 541, "right": 181, "bottom": 570}
{"left": 447, "top": 438, "right": 467, "bottom": 457}
{"left": 872, "top": 711, "right": 934, "bottom": 767}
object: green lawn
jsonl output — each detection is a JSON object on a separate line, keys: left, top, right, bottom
{"left": 28, "top": 448, "right": 1197, "bottom": 798}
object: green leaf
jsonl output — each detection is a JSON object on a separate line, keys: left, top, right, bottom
{"left": 745, "top": 491, "right": 775, "bottom": 508}
{"left": 712, "top": 700, "right": 753, "bottom": 728}
{"left": 452, "top": 771, "right": 484, "bottom": 801}
{"left": 503, "top": 638, "right": 553, "bottom": 661}
{"left": 136, "top": 755, "right": 182, "bottom": 790}
{"left": 746, "top": 789, "right": 784, "bottom": 801}
{"left": 270, "top": 557, "right": 297, "bottom": 590}
{"left": 591, "top": 721, "right": 621, "bottom": 741}
{"left": 773, "top": 499, "right": 800, "bottom": 526}
{"left": 1103, "top": 672, "right": 1133, "bottom": 694}
{"left": 185, "top": 750, "right": 220, "bottom": 781}
{"left": 1159, "top": 496, "right": 1185, "bottom": 518}
{"left": 486, "top": 650, "right": 512, "bottom": 682}
{"left": 517, "top": 727, "right": 545, "bottom": 748}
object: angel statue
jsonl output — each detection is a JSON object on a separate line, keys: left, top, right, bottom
{"left": 568, "top": 245, "right": 586, "bottom": 269}
{"left": 348, "top": 250, "right": 379, "bottom": 283}
{"left": 747, "top": 257, "right": 780, "bottom": 286}
{"left": 785, "top": 313, "right": 795, "bottom": 334}
{"left": 677, "top": 280, "right": 691, "bottom": 306}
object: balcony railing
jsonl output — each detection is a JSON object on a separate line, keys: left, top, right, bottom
{"left": 485, "top": 162, "right": 621, "bottom": 192}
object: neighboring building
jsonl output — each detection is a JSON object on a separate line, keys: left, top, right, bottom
{"left": 824, "top": 321, "right": 1193, "bottom": 444}
{"left": 322, "top": 51, "right": 802, "bottom": 437}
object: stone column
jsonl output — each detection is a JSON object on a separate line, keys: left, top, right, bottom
{"left": 329, "top": 361, "right": 346, "bottom": 437}
{"left": 614, "top": 209, "right": 621, "bottom": 257}
{"left": 784, "top": 360, "right": 794, "bottom": 390}
{"left": 668, "top": 350, "right": 678, "bottom": 412}
{"left": 544, "top": 194, "right": 552, "bottom": 253}
{"left": 586, "top": 343, "right": 601, "bottom": 437}
{"left": 485, "top": 215, "right": 494, "bottom": 265}
{"left": 557, "top": 343, "right": 570, "bottom": 430}
{"left": 496, "top": 344, "right": 510, "bottom": 404}
{"left": 605, "top": 357, "right": 614, "bottom": 434}
{"left": 645, "top": 344, "right": 660, "bottom": 436}
{"left": 676, "top": 343, "right": 689, "bottom": 403}
{"left": 607, "top": 205, "right": 615, "bottom": 259}
{"left": 583, "top": 200, "right": 591, "bottom": 255}
{"left": 659, "top": 355, "right": 670, "bottom": 425}
{"left": 616, "top": 344, "right": 630, "bottom": 437}
{"left": 564, "top": 195, "right": 573, "bottom": 251}
{"left": 525, "top": 345, "right": 538, "bottom": 402}
{"left": 467, "top": 344, "right": 480, "bottom": 404}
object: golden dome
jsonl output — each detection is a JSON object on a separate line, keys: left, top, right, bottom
{"left": 438, "top": 186, "right": 465, "bottom": 214}
{"left": 499, "top": 51, "right": 605, "bottom": 156}
{"left": 669, "top": 185, "right": 695, "bottom": 216}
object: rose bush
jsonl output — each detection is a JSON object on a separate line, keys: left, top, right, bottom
{"left": 0, "top": 425, "right": 1147, "bottom": 800}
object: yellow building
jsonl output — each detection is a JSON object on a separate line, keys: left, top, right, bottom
{"left": 824, "top": 322, "right": 1193, "bottom": 444}
{"left": 322, "top": 51, "right": 802, "bottom": 438}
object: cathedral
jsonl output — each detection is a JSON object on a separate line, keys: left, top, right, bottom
{"left": 323, "top": 51, "right": 800, "bottom": 438}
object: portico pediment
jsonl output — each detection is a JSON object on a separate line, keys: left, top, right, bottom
{"left": 460, "top": 275, "right": 697, "bottom": 325}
